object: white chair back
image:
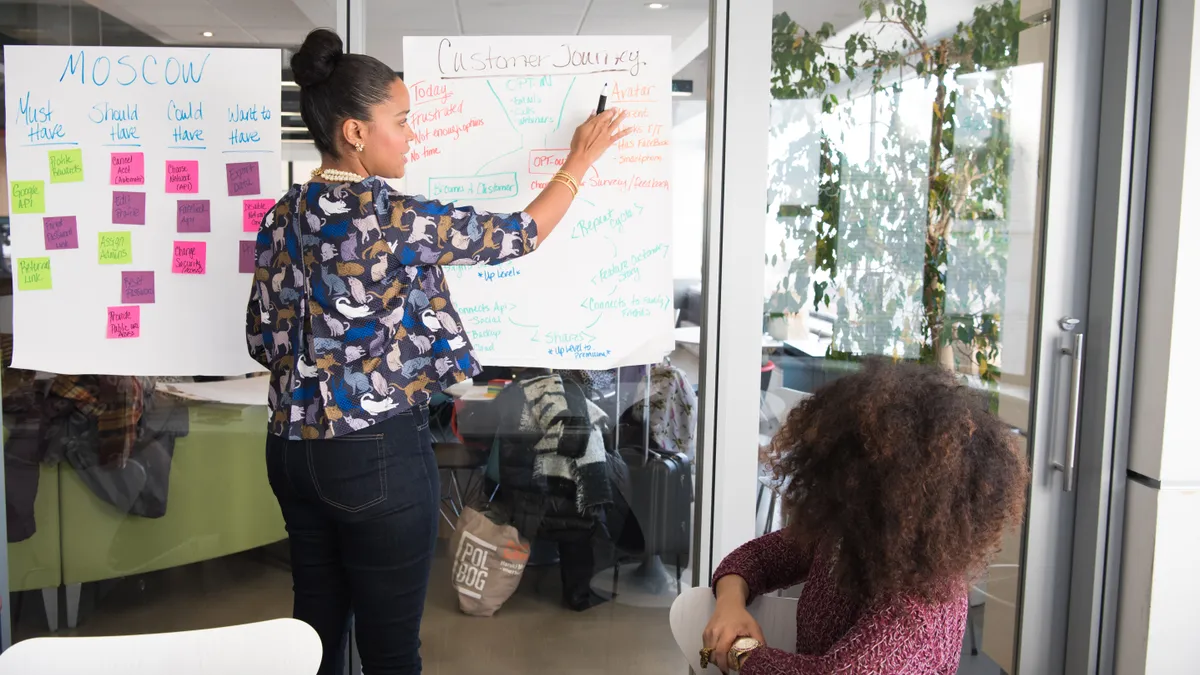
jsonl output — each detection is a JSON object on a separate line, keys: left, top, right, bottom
{"left": 0, "top": 618, "right": 321, "bottom": 675}
{"left": 670, "top": 586, "right": 799, "bottom": 672}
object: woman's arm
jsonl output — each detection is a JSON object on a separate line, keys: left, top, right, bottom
{"left": 712, "top": 529, "right": 816, "bottom": 601}
{"left": 523, "top": 109, "right": 628, "bottom": 240}
{"left": 245, "top": 279, "right": 269, "bottom": 367}
{"left": 705, "top": 531, "right": 815, "bottom": 672}
{"left": 737, "top": 594, "right": 967, "bottom": 675}
{"left": 379, "top": 110, "right": 630, "bottom": 267}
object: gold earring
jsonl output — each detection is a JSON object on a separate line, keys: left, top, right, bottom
{"left": 354, "top": 142, "right": 364, "bottom": 152}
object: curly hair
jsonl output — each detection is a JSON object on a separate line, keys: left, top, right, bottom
{"left": 766, "top": 358, "right": 1029, "bottom": 604}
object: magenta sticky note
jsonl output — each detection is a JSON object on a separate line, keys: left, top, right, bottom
{"left": 176, "top": 199, "right": 211, "bottom": 233}
{"left": 172, "top": 241, "right": 207, "bottom": 275}
{"left": 243, "top": 198, "right": 275, "bottom": 232}
{"left": 112, "top": 191, "right": 146, "bottom": 225}
{"left": 226, "top": 162, "right": 261, "bottom": 196}
{"left": 165, "top": 160, "right": 199, "bottom": 193}
{"left": 239, "top": 240, "right": 257, "bottom": 274}
{"left": 106, "top": 306, "right": 141, "bottom": 339}
{"left": 43, "top": 216, "right": 78, "bottom": 250}
{"left": 121, "top": 271, "right": 155, "bottom": 304}
{"left": 110, "top": 152, "right": 145, "bottom": 186}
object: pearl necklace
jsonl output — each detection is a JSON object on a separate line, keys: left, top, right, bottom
{"left": 311, "top": 167, "right": 366, "bottom": 183}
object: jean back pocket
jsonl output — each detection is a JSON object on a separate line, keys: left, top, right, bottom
{"left": 305, "top": 435, "right": 388, "bottom": 513}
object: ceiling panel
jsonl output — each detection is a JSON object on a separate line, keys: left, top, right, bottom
{"left": 457, "top": 0, "right": 589, "bottom": 35}
{"left": 208, "top": 0, "right": 319, "bottom": 31}
{"left": 771, "top": 1, "right": 863, "bottom": 35}
{"left": 583, "top": 0, "right": 707, "bottom": 42}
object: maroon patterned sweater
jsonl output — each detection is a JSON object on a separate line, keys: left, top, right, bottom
{"left": 712, "top": 530, "right": 966, "bottom": 674}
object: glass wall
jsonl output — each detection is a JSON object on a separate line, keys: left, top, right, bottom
{"left": 0, "top": 0, "right": 333, "bottom": 646}
{"left": 353, "top": 2, "right": 709, "bottom": 673}
{"left": 0, "top": 2, "right": 711, "bottom": 673}
{"left": 756, "top": 1, "right": 1052, "bottom": 673}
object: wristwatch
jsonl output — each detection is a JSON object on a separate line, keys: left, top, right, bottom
{"left": 727, "top": 636, "right": 763, "bottom": 671}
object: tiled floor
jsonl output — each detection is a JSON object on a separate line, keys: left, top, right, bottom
{"left": 11, "top": 545, "right": 1005, "bottom": 675}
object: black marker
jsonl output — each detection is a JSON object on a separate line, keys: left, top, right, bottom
{"left": 597, "top": 82, "right": 611, "bottom": 113}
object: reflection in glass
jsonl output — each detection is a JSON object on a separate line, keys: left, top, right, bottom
{"left": 761, "top": 2, "right": 1047, "bottom": 673}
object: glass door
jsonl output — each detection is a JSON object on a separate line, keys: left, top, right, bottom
{"left": 726, "top": 0, "right": 1110, "bottom": 671}
{"left": 354, "top": 2, "right": 717, "bottom": 673}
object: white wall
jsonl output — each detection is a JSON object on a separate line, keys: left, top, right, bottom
{"left": 1130, "top": 0, "right": 1200, "bottom": 485}
{"left": 1116, "top": 0, "right": 1200, "bottom": 671}
{"left": 672, "top": 100, "right": 706, "bottom": 281}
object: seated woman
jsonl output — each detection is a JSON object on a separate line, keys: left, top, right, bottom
{"left": 702, "top": 359, "right": 1028, "bottom": 674}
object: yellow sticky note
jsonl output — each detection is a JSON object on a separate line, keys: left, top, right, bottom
{"left": 98, "top": 231, "right": 133, "bottom": 265}
{"left": 11, "top": 181, "right": 45, "bottom": 214}
{"left": 49, "top": 148, "right": 84, "bottom": 183}
{"left": 16, "top": 257, "right": 52, "bottom": 291}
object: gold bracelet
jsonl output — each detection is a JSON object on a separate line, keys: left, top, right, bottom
{"left": 550, "top": 174, "right": 578, "bottom": 197}
{"left": 553, "top": 169, "right": 580, "bottom": 192}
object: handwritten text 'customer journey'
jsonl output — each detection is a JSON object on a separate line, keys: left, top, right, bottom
{"left": 3, "top": 45, "right": 281, "bottom": 376}
{"left": 403, "top": 36, "right": 676, "bottom": 369}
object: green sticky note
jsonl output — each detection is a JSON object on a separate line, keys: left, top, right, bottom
{"left": 11, "top": 181, "right": 45, "bottom": 214}
{"left": 98, "top": 231, "right": 133, "bottom": 265}
{"left": 16, "top": 257, "right": 52, "bottom": 291}
{"left": 49, "top": 149, "right": 84, "bottom": 183}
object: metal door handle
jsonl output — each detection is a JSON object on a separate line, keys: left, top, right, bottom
{"left": 1053, "top": 320, "right": 1084, "bottom": 492}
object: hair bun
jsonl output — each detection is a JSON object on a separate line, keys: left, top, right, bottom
{"left": 292, "top": 29, "right": 343, "bottom": 88}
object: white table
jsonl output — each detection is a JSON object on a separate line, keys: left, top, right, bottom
{"left": 156, "top": 375, "right": 269, "bottom": 406}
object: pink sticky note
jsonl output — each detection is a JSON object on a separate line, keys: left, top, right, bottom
{"left": 239, "top": 240, "right": 257, "bottom": 274}
{"left": 112, "top": 191, "right": 146, "bottom": 225}
{"left": 177, "top": 199, "right": 211, "bottom": 233}
{"left": 110, "top": 152, "right": 145, "bottom": 186}
{"left": 43, "top": 216, "right": 78, "bottom": 250}
{"left": 172, "top": 241, "right": 207, "bottom": 275}
{"left": 121, "top": 271, "right": 155, "bottom": 304}
{"left": 226, "top": 162, "right": 261, "bottom": 196}
{"left": 106, "top": 306, "right": 141, "bottom": 339}
{"left": 165, "top": 160, "right": 199, "bottom": 193}
{"left": 243, "top": 198, "right": 275, "bottom": 232}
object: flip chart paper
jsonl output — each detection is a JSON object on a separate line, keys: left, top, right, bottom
{"left": 4, "top": 45, "right": 281, "bottom": 375}
{"left": 43, "top": 216, "right": 78, "bottom": 250}
{"left": 402, "top": 36, "right": 675, "bottom": 368}
{"left": 110, "top": 152, "right": 145, "bottom": 185}
{"left": 106, "top": 306, "right": 141, "bottom": 339}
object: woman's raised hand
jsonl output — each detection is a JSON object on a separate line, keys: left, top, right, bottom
{"left": 567, "top": 109, "right": 632, "bottom": 169}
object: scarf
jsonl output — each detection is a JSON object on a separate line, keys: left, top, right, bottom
{"left": 519, "top": 375, "right": 612, "bottom": 514}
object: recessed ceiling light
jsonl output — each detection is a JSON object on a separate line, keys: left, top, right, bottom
{"left": 646, "top": 2, "right": 668, "bottom": 8}
{"left": 201, "top": 31, "right": 214, "bottom": 37}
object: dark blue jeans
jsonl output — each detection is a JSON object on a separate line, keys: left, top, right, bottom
{"left": 266, "top": 407, "right": 439, "bottom": 675}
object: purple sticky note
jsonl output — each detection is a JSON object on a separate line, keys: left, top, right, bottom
{"left": 226, "top": 162, "right": 261, "bottom": 197}
{"left": 112, "top": 191, "right": 146, "bottom": 225}
{"left": 177, "top": 199, "right": 211, "bottom": 233}
{"left": 43, "top": 216, "right": 78, "bottom": 250}
{"left": 121, "top": 271, "right": 155, "bottom": 304}
{"left": 239, "top": 240, "right": 257, "bottom": 274}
